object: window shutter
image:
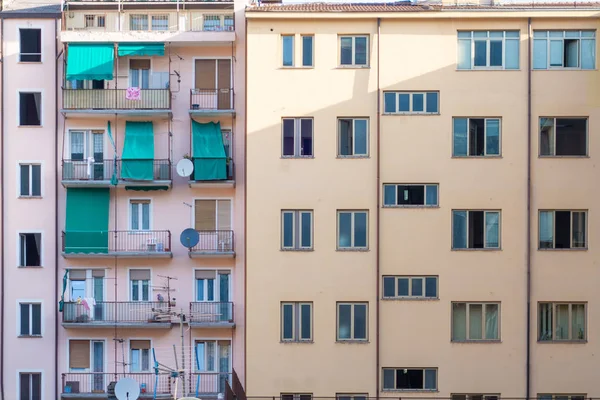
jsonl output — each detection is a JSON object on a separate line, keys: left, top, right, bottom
{"left": 217, "top": 200, "right": 231, "bottom": 230}
{"left": 130, "top": 59, "right": 150, "bottom": 70}
{"left": 92, "top": 269, "right": 105, "bottom": 278}
{"left": 194, "top": 59, "right": 216, "bottom": 90}
{"left": 69, "top": 340, "right": 90, "bottom": 369}
{"left": 130, "top": 340, "right": 151, "bottom": 350}
{"left": 195, "top": 200, "right": 216, "bottom": 230}
{"left": 130, "top": 269, "right": 150, "bottom": 281}
{"left": 195, "top": 270, "right": 216, "bottom": 279}
{"left": 69, "top": 269, "right": 86, "bottom": 281}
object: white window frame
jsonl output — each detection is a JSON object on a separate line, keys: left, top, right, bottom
{"left": 452, "top": 117, "right": 502, "bottom": 157}
{"left": 67, "top": 338, "right": 106, "bottom": 373}
{"left": 281, "top": 118, "right": 313, "bottom": 157}
{"left": 452, "top": 210, "right": 501, "bottom": 250}
{"left": 451, "top": 302, "right": 501, "bottom": 341}
{"left": 383, "top": 184, "right": 438, "bottom": 207}
{"left": 339, "top": 35, "right": 369, "bottom": 66}
{"left": 337, "top": 118, "right": 369, "bottom": 157}
{"left": 538, "top": 302, "right": 587, "bottom": 341}
{"left": 452, "top": 394, "right": 500, "bottom": 400}
{"left": 18, "top": 91, "right": 42, "bottom": 127}
{"left": 129, "top": 340, "right": 151, "bottom": 372}
{"left": 202, "top": 14, "right": 234, "bottom": 32}
{"left": 383, "top": 91, "right": 439, "bottom": 114}
{"left": 18, "top": 302, "right": 42, "bottom": 337}
{"left": 533, "top": 30, "right": 596, "bottom": 70}
{"left": 382, "top": 368, "right": 438, "bottom": 391}
{"left": 129, "top": 199, "right": 152, "bottom": 231}
{"left": 301, "top": 35, "right": 314, "bottom": 67}
{"left": 195, "top": 270, "right": 231, "bottom": 302}
{"left": 18, "top": 28, "right": 41, "bottom": 63}
{"left": 539, "top": 117, "right": 588, "bottom": 157}
{"left": 194, "top": 339, "right": 232, "bottom": 373}
{"left": 281, "top": 302, "right": 313, "bottom": 342}
{"left": 458, "top": 30, "right": 520, "bottom": 70}
{"left": 336, "top": 302, "right": 368, "bottom": 341}
{"left": 129, "top": 269, "right": 151, "bottom": 302}
{"left": 382, "top": 276, "right": 438, "bottom": 299}
{"left": 193, "top": 198, "right": 233, "bottom": 231}
{"left": 337, "top": 210, "right": 369, "bottom": 250}
{"left": 17, "top": 371, "right": 43, "bottom": 400}
{"left": 18, "top": 232, "right": 42, "bottom": 267}
{"left": 68, "top": 130, "right": 105, "bottom": 161}
{"left": 84, "top": 14, "right": 106, "bottom": 29}
{"left": 281, "top": 210, "right": 313, "bottom": 250}
{"left": 538, "top": 210, "right": 587, "bottom": 249}
{"left": 19, "top": 163, "right": 41, "bottom": 197}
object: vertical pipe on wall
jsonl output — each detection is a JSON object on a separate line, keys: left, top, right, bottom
{"left": 526, "top": 16, "right": 532, "bottom": 400}
{"left": 375, "top": 16, "right": 381, "bottom": 400}
{"left": 243, "top": 14, "right": 248, "bottom": 391}
{"left": 54, "top": 19, "right": 60, "bottom": 400}
{"left": 0, "top": 16, "right": 5, "bottom": 400}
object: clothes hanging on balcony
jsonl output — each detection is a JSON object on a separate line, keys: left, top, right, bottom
{"left": 122, "top": 121, "right": 155, "bottom": 181}
{"left": 117, "top": 42, "right": 165, "bottom": 57}
{"left": 192, "top": 120, "right": 227, "bottom": 181}
{"left": 64, "top": 188, "right": 110, "bottom": 254}
{"left": 66, "top": 43, "right": 115, "bottom": 81}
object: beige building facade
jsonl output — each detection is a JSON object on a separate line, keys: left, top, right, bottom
{"left": 245, "top": 3, "right": 600, "bottom": 399}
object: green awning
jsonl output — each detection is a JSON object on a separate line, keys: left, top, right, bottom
{"left": 122, "top": 121, "right": 155, "bottom": 181}
{"left": 192, "top": 120, "right": 227, "bottom": 181}
{"left": 117, "top": 43, "right": 165, "bottom": 57}
{"left": 66, "top": 43, "right": 114, "bottom": 81}
{"left": 64, "top": 188, "right": 110, "bottom": 254}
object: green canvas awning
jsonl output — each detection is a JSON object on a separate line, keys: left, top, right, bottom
{"left": 192, "top": 120, "right": 227, "bottom": 181}
{"left": 117, "top": 43, "right": 165, "bottom": 57}
{"left": 64, "top": 188, "right": 110, "bottom": 254}
{"left": 122, "top": 121, "right": 155, "bottom": 181}
{"left": 66, "top": 43, "right": 114, "bottom": 81}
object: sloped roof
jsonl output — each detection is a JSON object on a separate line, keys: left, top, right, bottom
{"left": 1, "top": 0, "right": 61, "bottom": 17}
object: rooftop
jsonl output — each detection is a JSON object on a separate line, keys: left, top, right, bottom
{"left": 1, "top": 0, "right": 60, "bottom": 16}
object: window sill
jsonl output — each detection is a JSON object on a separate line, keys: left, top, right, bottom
{"left": 538, "top": 248, "right": 588, "bottom": 251}
{"left": 336, "top": 155, "right": 370, "bottom": 159}
{"left": 383, "top": 205, "right": 439, "bottom": 209}
{"left": 337, "top": 65, "right": 370, "bottom": 69}
{"left": 534, "top": 68, "right": 597, "bottom": 71}
{"left": 456, "top": 68, "right": 520, "bottom": 72}
{"left": 337, "top": 248, "right": 369, "bottom": 252}
{"left": 18, "top": 61, "right": 43, "bottom": 65}
{"left": 538, "top": 155, "right": 589, "bottom": 158}
{"left": 538, "top": 339, "right": 587, "bottom": 344}
{"left": 280, "top": 340, "right": 314, "bottom": 344}
{"left": 18, "top": 196, "right": 43, "bottom": 199}
{"left": 281, "top": 248, "right": 314, "bottom": 252}
{"left": 280, "top": 66, "right": 314, "bottom": 70}
{"left": 18, "top": 265, "right": 43, "bottom": 268}
{"left": 336, "top": 340, "right": 369, "bottom": 344}
{"left": 382, "top": 297, "right": 439, "bottom": 301}
{"left": 18, "top": 335, "right": 43, "bottom": 338}
{"left": 452, "top": 339, "right": 502, "bottom": 344}
{"left": 382, "top": 112, "right": 440, "bottom": 116}
{"left": 281, "top": 156, "right": 314, "bottom": 160}
{"left": 452, "top": 155, "right": 502, "bottom": 159}
{"left": 18, "top": 125, "right": 43, "bottom": 128}
{"left": 452, "top": 248, "right": 501, "bottom": 251}
{"left": 382, "top": 389, "right": 438, "bottom": 393}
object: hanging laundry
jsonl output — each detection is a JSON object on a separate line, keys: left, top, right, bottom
{"left": 126, "top": 87, "right": 141, "bottom": 101}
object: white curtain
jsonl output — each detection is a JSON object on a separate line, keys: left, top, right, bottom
{"left": 539, "top": 211, "right": 554, "bottom": 248}
{"left": 452, "top": 303, "right": 466, "bottom": 341}
{"left": 485, "top": 212, "right": 500, "bottom": 248}
{"left": 485, "top": 303, "right": 499, "bottom": 340}
{"left": 571, "top": 304, "right": 585, "bottom": 340}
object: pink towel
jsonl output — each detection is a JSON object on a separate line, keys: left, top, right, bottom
{"left": 126, "top": 87, "right": 141, "bottom": 101}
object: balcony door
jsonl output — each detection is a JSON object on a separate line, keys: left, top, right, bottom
{"left": 194, "top": 199, "right": 232, "bottom": 251}
{"left": 194, "top": 59, "right": 231, "bottom": 109}
{"left": 130, "top": 59, "right": 150, "bottom": 89}
{"left": 195, "top": 270, "right": 231, "bottom": 321}
{"left": 68, "top": 130, "right": 105, "bottom": 180}
{"left": 194, "top": 340, "right": 231, "bottom": 394}
{"left": 68, "top": 269, "right": 105, "bottom": 322}
{"left": 68, "top": 340, "right": 105, "bottom": 393}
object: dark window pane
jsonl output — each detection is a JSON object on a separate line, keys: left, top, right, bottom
{"left": 556, "top": 118, "right": 587, "bottom": 156}
{"left": 412, "top": 94, "right": 424, "bottom": 112}
{"left": 383, "top": 369, "right": 395, "bottom": 389}
{"left": 490, "top": 40, "right": 503, "bottom": 66}
{"left": 31, "top": 304, "right": 41, "bottom": 335}
{"left": 20, "top": 304, "right": 30, "bottom": 335}
{"left": 300, "top": 119, "right": 313, "bottom": 156}
{"left": 424, "top": 369, "right": 436, "bottom": 389}
{"left": 397, "top": 369, "right": 423, "bottom": 389}
{"left": 338, "top": 304, "right": 351, "bottom": 339}
{"left": 299, "top": 395, "right": 312, "bottom": 400}
{"left": 340, "top": 37, "right": 353, "bottom": 65}
{"left": 25, "top": 233, "right": 41, "bottom": 266}
{"left": 474, "top": 40, "right": 487, "bottom": 66}
{"left": 426, "top": 92, "right": 438, "bottom": 113}
{"left": 555, "top": 211, "right": 571, "bottom": 248}
{"left": 354, "top": 212, "right": 367, "bottom": 248}
{"left": 31, "top": 373, "right": 41, "bottom": 400}
{"left": 383, "top": 185, "right": 396, "bottom": 206}
{"left": 19, "top": 93, "right": 41, "bottom": 126}
{"left": 300, "top": 212, "right": 312, "bottom": 248}
{"left": 468, "top": 211, "right": 485, "bottom": 248}
{"left": 20, "top": 165, "right": 30, "bottom": 196}
{"left": 399, "top": 94, "right": 410, "bottom": 112}
{"left": 469, "top": 119, "right": 485, "bottom": 156}
{"left": 411, "top": 278, "right": 423, "bottom": 296}
{"left": 338, "top": 212, "right": 352, "bottom": 248}
{"left": 355, "top": 37, "right": 367, "bottom": 65}
{"left": 31, "top": 165, "right": 41, "bottom": 196}
{"left": 397, "top": 185, "right": 425, "bottom": 205}
{"left": 453, "top": 118, "right": 468, "bottom": 156}
{"left": 282, "top": 119, "right": 295, "bottom": 156}
{"left": 384, "top": 93, "right": 396, "bottom": 113}
{"left": 20, "top": 29, "right": 41, "bottom": 62}
{"left": 353, "top": 304, "right": 367, "bottom": 339}
{"left": 425, "top": 277, "right": 437, "bottom": 298}
{"left": 338, "top": 119, "right": 353, "bottom": 156}
{"left": 282, "top": 36, "right": 293, "bottom": 66}
{"left": 302, "top": 36, "right": 313, "bottom": 67}
{"left": 398, "top": 278, "right": 409, "bottom": 296}
{"left": 282, "top": 304, "right": 293, "bottom": 339}
{"left": 20, "top": 374, "right": 30, "bottom": 400}
{"left": 300, "top": 304, "right": 311, "bottom": 339}
{"left": 383, "top": 277, "right": 395, "bottom": 297}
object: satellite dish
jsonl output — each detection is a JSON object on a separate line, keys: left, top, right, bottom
{"left": 114, "top": 378, "right": 140, "bottom": 400}
{"left": 176, "top": 158, "right": 194, "bottom": 177}
{"left": 180, "top": 228, "right": 200, "bottom": 249}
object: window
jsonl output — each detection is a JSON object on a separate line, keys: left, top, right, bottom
{"left": 453, "top": 118, "right": 500, "bottom": 157}
{"left": 540, "top": 118, "right": 587, "bottom": 156}
{"left": 452, "top": 394, "right": 500, "bottom": 400}
{"left": 19, "top": 303, "right": 41, "bottom": 336}
{"left": 130, "top": 14, "right": 167, "bottom": 31}
{"left": 382, "top": 368, "right": 437, "bottom": 391}
{"left": 337, "top": 302, "right": 368, "bottom": 341}
{"left": 538, "top": 395, "right": 586, "bottom": 400}
{"left": 539, "top": 210, "right": 586, "bottom": 249}
{"left": 383, "top": 184, "right": 438, "bottom": 207}
{"left": 337, "top": 395, "right": 367, "bottom": 400}
{"left": 383, "top": 276, "right": 438, "bottom": 299}
{"left": 539, "top": 302, "right": 586, "bottom": 341}
{"left": 130, "top": 200, "right": 150, "bottom": 231}
{"left": 384, "top": 92, "right": 439, "bottom": 114}
{"left": 130, "top": 14, "right": 148, "bottom": 31}
{"left": 338, "top": 118, "right": 368, "bottom": 156}
{"left": 282, "top": 118, "right": 313, "bottom": 157}
{"left": 281, "top": 210, "right": 313, "bottom": 250}
{"left": 452, "top": 302, "right": 500, "bottom": 341}
{"left": 194, "top": 199, "right": 232, "bottom": 231}
{"left": 203, "top": 14, "right": 234, "bottom": 32}
{"left": 129, "top": 59, "right": 150, "bottom": 89}
{"left": 457, "top": 31, "right": 519, "bottom": 70}
{"left": 281, "top": 394, "right": 312, "bottom": 400}
{"left": 337, "top": 211, "right": 368, "bottom": 250}
{"left": 533, "top": 30, "right": 595, "bottom": 70}
{"left": 151, "top": 15, "right": 169, "bottom": 31}
{"left": 19, "top": 373, "right": 41, "bottom": 400}
{"left": 340, "top": 35, "right": 368, "bottom": 66}
{"left": 19, "top": 233, "right": 41, "bottom": 267}
{"left": 195, "top": 270, "right": 230, "bottom": 302}
{"left": 452, "top": 210, "right": 500, "bottom": 249}
{"left": 66, "top": 79, "right": 105, "bottom": 90}
{"left": 281, "top": 302, "right": 312, "bottom": 342}
{"left": 282, "top": 35, "right": 294, "bottom": 67}
{"left": 302, "top": 35, "right": 314, "bottom": 67}
{"left": 19, "top": 29, "right": 41, "bottom": 62}
{"left": 130, "top": 269, "right": 150, "bottom": 301}
{"left": 20, "top": 164, "right": 41, "bottom": 197}
{"left": 84, "top": 15, "right": 105, "bottom": 28}
{"left": 194, "top": 340, "right": 231, "bottom": 393}
{"left": 19, "top": 92, "right": 41, "bottom": 126}
{"left": 130, "top": 340, "right": 151, "bottom": 372}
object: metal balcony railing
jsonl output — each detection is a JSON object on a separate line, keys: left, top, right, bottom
{"left": 190, "top": 88, "right": 234, "bottom": 111}
{"left": 189, "top": 230, "right": 234, "bottom": 253}
{"left": 189, "top": 302, "right": 233, "bottom": 324}
{"left": 189, "top": 372, "right": 232, "bottom": 395}
{"left": 62, "top": 88, "right": 171, "bottom": 110}
{"left": 62, "top": 301, "right": 173, "bottom": 324}
{"left": 62, "top": 230, "right": 172, "bottom": 255}
{"left": 61, "top": 159, "right": 171, "bottom": 181}
{"left": 62, "top": 373, "right": 171, "bottom": 396}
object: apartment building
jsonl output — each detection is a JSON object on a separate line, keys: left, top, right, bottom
{"left": 245, "top": 1, "right": 599, "bottom": 399}
{"left": 1, "top": 0, "right": 246, "bottom": 398}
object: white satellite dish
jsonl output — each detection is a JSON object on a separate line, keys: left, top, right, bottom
{"left": 114, "top": 378, "right": 141, "bottom": 400}
{"left": 176, "top": 158, "right": 194, "bottom": 177}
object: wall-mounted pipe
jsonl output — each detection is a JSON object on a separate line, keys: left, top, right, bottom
{"left": 375, "top": 16, "right": 381, "bottom": 400}
{"left": 0, "top": 16, "right": 5, "bottom": 400}
{"left": 54, "top": 19, "right": 61, "bottom": 400}
{"left": 526, "top": 16, "right": 532, "bottom": 400}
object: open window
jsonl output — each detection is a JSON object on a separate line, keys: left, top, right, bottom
{"left": 540, "top": 118, "right": 587, "bottom": 156}
{"left": 453, "top": 118, "right": 500, "bottom": 157}
{"left": 19, "top": 92, "right": 41, "bottom": 126}
{"left": 452, "top": 210, "right": 500, "bottom": 249}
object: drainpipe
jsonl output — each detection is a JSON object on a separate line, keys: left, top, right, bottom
{"left": 375, "top": 16, "right": 381, "bottom": 400}
{"left": 243, "top": 14, "right": 248, "bottom": 392}
{"left": 54, "top": 18, "right": 61, "bottom": 400}
{"left": 526, "top": 16, "right": 532, "bottom": 400}
{"left": 0, "top": 16, "right": 5, "bottom": 400}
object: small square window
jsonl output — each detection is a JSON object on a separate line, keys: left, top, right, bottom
{"left": 281, "top": 302, "right": 312, "bottom": 342}
{"left": 20, "top": 164, "right": 41, "bottom": 197}
{"left": 281, "top": 210, "right": 313, "bottom": 250}
{"left": 340, "top": 35, "right": 369, "bottom": 66}
{"left": 19, "top": 303, "right": 42, "bottom": 336}
{"left": 19, "top": 92, "right": 41, "bottom": 126}
{"left": 452, "top": 210, "right": 500, "bottom": 249}
{"left": 453, "top": 118, "right": 501, "bottom": 157}
{"left": 452, "top": 302, "right": 500, "bottom": 341}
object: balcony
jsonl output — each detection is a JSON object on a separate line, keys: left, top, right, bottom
{"left": 189, "top": 89, "right": 235, "bottom": 116}
{"left": 189, "top": 230, "right": 234, "bottom": 258}
{"left": 62, "top": 230, "right": 173, "bottom": 258}
{"left": 61, "top": 372, "right": 172, "bottom": 399}
{"left": 62, "top": 301, "right": 173, "bottom": 328}
{"left": 189, "top": 302, "right": 234, "bottom": 328}
{"left": 189, "top": 159, "right": 235, "bottom": 188}
{"left": 61, "top": 159, "right": 172, "bottom": 188}
{"left": 61, "top": 88, "right": 171, "bottom": 116}
{"left": 188, "top": 372, "right": 232, "bottom": 397}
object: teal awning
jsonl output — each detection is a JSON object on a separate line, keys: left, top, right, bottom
{"left": 118, "top": 43, "right": 165, "bottom": 57}
{"left": 192, "top": 120, "right": 227, "bottom": 181}
{"left": 122, "top": 121, "right": 155, "bottom": 181}
{"left": 66, "top": 43, "right": 114, "bottom": 81}
{"left": 64, "top": 188, "right": 110, "bottom": 254}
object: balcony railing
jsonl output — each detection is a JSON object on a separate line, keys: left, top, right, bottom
{"left": 192, "top": 159, "right": 234, "bottom": 182}
{"left": 62, "top": 230, "right": 172, "bottom": 255}
{"left": 189, "top": 372, "right": 232, "bottom": 395}
{"left": 189, "top": 230, "right": 234, "bottom": 253}
{"left": 190, "top": 88, "right": 234, "bottom": 111}
{"left": 62, "top": 159, "right": 171, "bottom": 182}
{"left": 189, "top": 302, "right": 233, "bottom": 325}
{"left": 62, "top": 373, "right": 172, "bottom": 396}
{"left": 62, "top": 88, "right": 171, "bottom": 111}
{"left": 62, "top": 301, "right": 173, "bottom": 325}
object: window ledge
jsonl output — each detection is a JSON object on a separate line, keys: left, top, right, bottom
{"left": 538, "top": 248, "right": 588, "bottom": 251}
{"left": 383, "top": 205, "right": 439, "bottom": 209}
{"left": 539, "top": 155, "right": 590, "bottom": 159}
{"left": 281, "top": 156, "right": 314, "bottom": 160}
{"left": 336, "top": 155, "right": 370, "bottom": 159}
{"left": 336, "top": 65, "right": 370, "bottom": 69}
{"left": 337, "top": 248, "right": 369, "bottom": 252}
{"left": 18, "top": 125, "right": 43, "bottom": 128}
{"left": 383, "top": 112, "right": 440, "bottom": 116}
{"left": 534, "top": 68, "right": 597, "bottom": 71}
{"left": 18, "top": 62, "right": 43, "bottom": 65}
{"left": 456, "top": 68, "right": 520, "bottom": 72}
{"left": 280, "top": 340, "right": 314, "bottom": 344}
{"left": 538, "top": 339, "right": 587, "bottom": 344}
{"left": 382, "top": 297, "right": 439, "bottom": 301}
{"left": 18, "top": 335, "right": 43, "bottom": 338}
{"left": 336, "top": 340, "right": 369, "bottom": 344}
{"left": 280, "top": 66, "right": 314, "bottom": 70}
{"left": 382, "top": 389, "right": 438, "bottom": 393}
{"left": 452, "top": 339, "right": 502, "bottom": 344}
{"left": 17, "top": 266, "right": 43, "bottom": 269}
{"left": 452, "top": 155, "right": 502, "bottom": 159}
{"left": 18, "top": 196, "right": 43, "bottom": 199}
{"left": 452, "top": 248, "right": 501, "bottom": 251}
{"left": 281, "top": 248, "right": 314, "bottom": 252}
